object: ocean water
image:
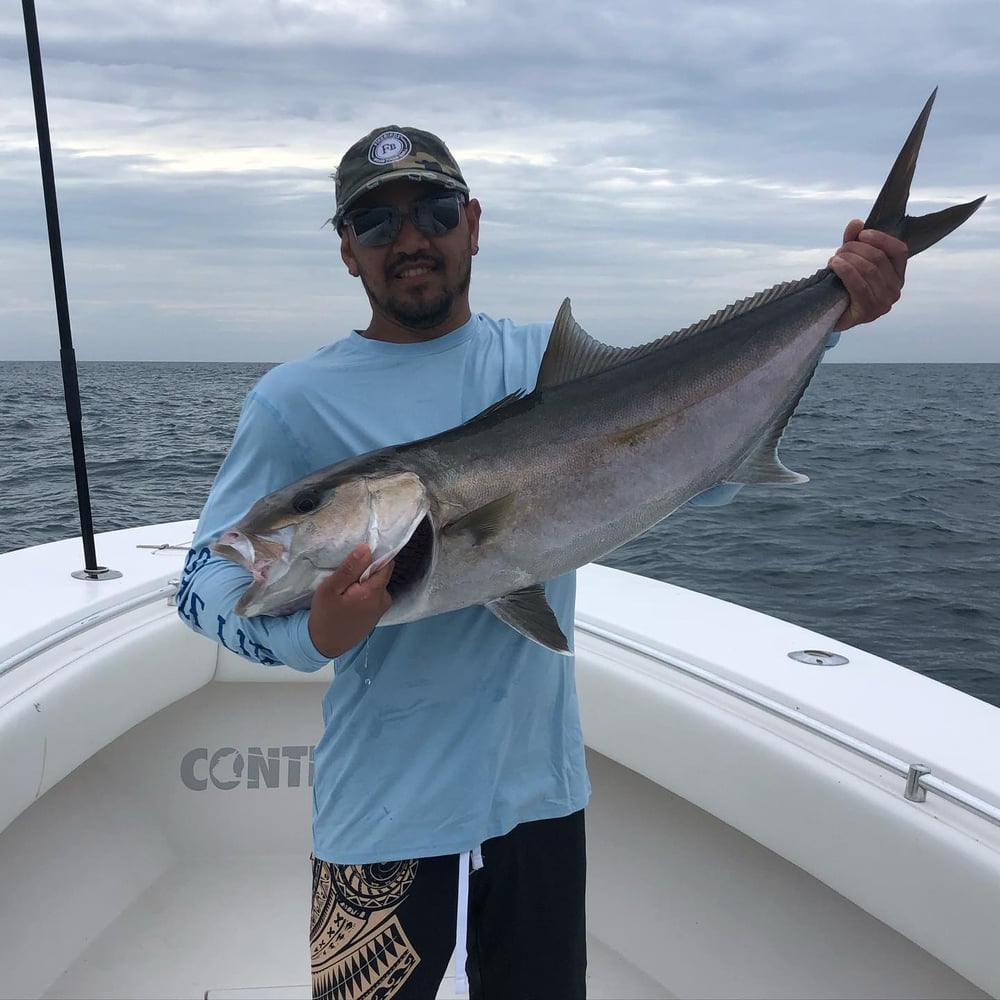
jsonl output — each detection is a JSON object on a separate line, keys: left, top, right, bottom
{"left": 1, "top": 360, "right": 998, "bottom": 708}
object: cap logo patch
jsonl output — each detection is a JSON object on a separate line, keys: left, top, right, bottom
{"left": 368, "top": 131, "right": 412, "bottom": 165}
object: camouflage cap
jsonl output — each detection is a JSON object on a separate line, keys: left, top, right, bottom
{"left": 332, "top": 126, "right": 469, "bottom": 229}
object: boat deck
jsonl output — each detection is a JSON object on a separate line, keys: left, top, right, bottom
{"left": 40, "top": 854, "right": 670, "bottom": 1000}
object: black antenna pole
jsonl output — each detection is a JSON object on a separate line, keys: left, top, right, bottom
{"left": 21, "top": 0, "right": 120, "bottom": 581}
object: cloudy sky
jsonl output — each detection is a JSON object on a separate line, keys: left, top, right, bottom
{"left": 2, "top": 0, "right": 998, "bottom": 363}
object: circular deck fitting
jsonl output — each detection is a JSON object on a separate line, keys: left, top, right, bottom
{"left": 71, "top": 566, "right": 124, "bottom": 581}
{"left": 788, "top": 649, "right": 849, "bottom": 666}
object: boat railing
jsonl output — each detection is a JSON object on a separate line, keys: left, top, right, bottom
{"left": 0, "top": 583, "right": 178, "bottom": 680}
{"left": 2, "top": 584, "right": 997, "bottom": 833}
{"left": 576, "top": 619, "right": 1000, "bottom": 831}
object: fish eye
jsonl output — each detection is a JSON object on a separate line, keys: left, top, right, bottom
{"left": 292, "top": 489, "right": 322, "bottom": 514}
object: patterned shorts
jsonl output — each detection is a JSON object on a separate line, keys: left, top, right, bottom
{"left": 310, "top": 811, "right": 587, "bottom": 1000}
{"left": 310, "top": 857, "right": 424, "bottom": 999}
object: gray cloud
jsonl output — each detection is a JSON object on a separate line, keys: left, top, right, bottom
{"left": 1, "top": 0, "right": 997, "bottom": 362}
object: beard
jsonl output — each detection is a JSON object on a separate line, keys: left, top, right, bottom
{"left": 362, "top": 249, "right": 473, "bottom": 332}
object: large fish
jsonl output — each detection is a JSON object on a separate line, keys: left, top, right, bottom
{"left": 212, "top": 91, "right": 984, "bottom": 651}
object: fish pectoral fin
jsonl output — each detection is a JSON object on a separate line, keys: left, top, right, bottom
{"left": 486, "top": 586, "right": 571, "bottom": 654}
{"left": 442, "top": 493, "right": 517, "bottom": 545}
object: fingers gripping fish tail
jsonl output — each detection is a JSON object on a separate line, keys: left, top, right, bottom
{"left": 866, "top": 87, "right": 986, "bottom": 258}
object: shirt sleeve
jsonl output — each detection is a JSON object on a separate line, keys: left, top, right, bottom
{"left": 175, "top": 389, "right": 331, "bottom": 672}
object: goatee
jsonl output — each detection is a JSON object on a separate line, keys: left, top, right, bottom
{"left": 363, "top": 252, "right": 472, "bottom": 332}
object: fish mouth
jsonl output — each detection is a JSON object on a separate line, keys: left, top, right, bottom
{"left": 218, "top": 511, "right": 434, "bottom": 618}
{"left": 212, "top": 527, "right": 292, "bottom": 583}
{"left": 232, "top": 515, "right": 433, "bottom": 617}
{"left": 213, "top": 526, "right": 305, "bottom": 617}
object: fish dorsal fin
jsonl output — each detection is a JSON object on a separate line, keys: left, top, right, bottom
{"left": 538, "top": 272, "right": 830, "bottom": 390}
{"left": 536, "top": 300, "right": 659, "bottom": 389}
{"left": 666, "top": 268, "right": 830, "bottom": 345}
{"left": 486, "top": 585, "right": 571, "bottom": 654}
{"left": 462, "top": 390, "right": 526, "bottom": 425}
{"left": 726, "top": 368, "right": 819, "bottom": 487}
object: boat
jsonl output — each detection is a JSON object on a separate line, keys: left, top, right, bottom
{"left": 8, "top": 9, "right": 997, "bottom": 991}
{"left": 1, "top": 520, "right": 997, "bottom": 999}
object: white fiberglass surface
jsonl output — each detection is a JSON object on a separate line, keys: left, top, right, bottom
{"left": 38, "top": 855, "right": 667, "bottom": 1000}
{"left": 0, "top": 531, "right": 995, "bottom": 1000}
{"left": 0, "top": 674, "right": 984, "bottom": 1000}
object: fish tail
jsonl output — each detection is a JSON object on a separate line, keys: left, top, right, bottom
{"left": 865, "top": 88, "right": 985, "bottom": 257}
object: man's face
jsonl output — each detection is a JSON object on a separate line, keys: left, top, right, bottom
{"left": 340, "top": 179, "right": 482, "bottom": 340}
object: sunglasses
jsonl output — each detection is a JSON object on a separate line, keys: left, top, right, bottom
{"left": 344, "top": 193, "right": 465, "bottom": 248}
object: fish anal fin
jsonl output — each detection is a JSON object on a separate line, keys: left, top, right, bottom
{"left": 727, "top": 371, "right": 818, "bottom": 487}
{"left": 442, "top": 493, "right": 517, "bottom": 544}
{"left": 487, "top": 585, "right": 571, "bottom": 654}
{"left": 727, "top": 447, "right": 809, "bottom": 487}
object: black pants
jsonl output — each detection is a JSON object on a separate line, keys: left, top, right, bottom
{"left": 310, "top": 810, "right": 587, "bottom": 1000}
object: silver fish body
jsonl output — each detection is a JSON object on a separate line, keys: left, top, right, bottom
{"left": 213, "top": 91, "right": 984, "bottom": 651}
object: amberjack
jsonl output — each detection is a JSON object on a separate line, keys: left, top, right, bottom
{"left": 213, "top": 90, "right": 985, "bottom": 651}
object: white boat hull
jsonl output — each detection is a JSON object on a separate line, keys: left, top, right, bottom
{"left": 1, "top": 523, "right": 997, "bottom": 998}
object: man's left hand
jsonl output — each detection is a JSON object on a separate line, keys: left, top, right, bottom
{"left": 829, "top": 220, "right": 908, "bottom": 331}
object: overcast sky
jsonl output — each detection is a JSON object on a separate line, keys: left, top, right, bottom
{"left": 2, "top": 0, "right": 998, "bottom": 363}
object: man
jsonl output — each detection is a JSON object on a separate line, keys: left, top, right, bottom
{"left": 176, "top": 125, "right": 907, "bottom": 999}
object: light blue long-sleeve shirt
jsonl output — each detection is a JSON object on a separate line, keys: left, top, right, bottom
{"left": 177, "top": 314, "right": 590, "bottom": 863}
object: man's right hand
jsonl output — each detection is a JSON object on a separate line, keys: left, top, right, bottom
{"left": 307, "top": 544, "right": 394, "bottom": 659}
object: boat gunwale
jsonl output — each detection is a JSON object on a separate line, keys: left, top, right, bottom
{"left": 577, "top": 618, "right": 1000, "bottom": 830}
{"left": 1, "top": 533, "right": 997, "bottom": 834}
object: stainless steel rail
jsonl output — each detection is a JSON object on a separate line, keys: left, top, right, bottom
{"left": 0, "top": 584, "right": 177, "bottom": 681}
{"left": 3, "top": 593, "right": 997, "bottom": 830}
{"left": 576, "top": 619, "right": 1000, "bottom": 830}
